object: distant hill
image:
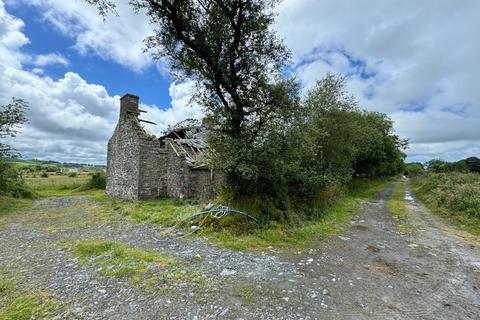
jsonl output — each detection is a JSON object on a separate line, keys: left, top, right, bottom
{"left": 8, "top": 159, "right": 106, "bottom": 172}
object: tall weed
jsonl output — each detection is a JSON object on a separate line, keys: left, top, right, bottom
{"left": 411, "top": 172, "right": 480, "bottom": 218}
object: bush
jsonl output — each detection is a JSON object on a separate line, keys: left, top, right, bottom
{"left": 0, "top": 159, "right": 37, "bottom": 198}
{"left": 68, "top": 172, "right": 77, "bottom": 178}
{"left": 405, "top": 163, "right": 424, "bottom": 177}
{"left": 40, "top": 172, "right": 48, "bottom": 178}
{"left": 80, "top": 172, "right": 106, "bottom": 190}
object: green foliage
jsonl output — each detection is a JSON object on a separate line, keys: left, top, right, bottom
{"left": 0, "top": 99, "right": 35, "bottom": 199}
{"left": 199, "top": 178, "right": 390, "bottom": 251}
{"left": 211, "top": 74, "right": 406, "bottom": 222}
{"left": 425, "top": 158, "right": 471, "bottom": 173}
{"left": 411, "top": 172, "right": 480, "bottom": 219}
{"left": 0, "top": 273, "right": 58, "bottom": 320}
{"left": 405, "top": 162, "right": 424, "bottom": 177}
{"left": 80, "top": 172, "right": 106, "bottom": 190}
{"left": 293, "top": 74, "right": 406, "bottom": 192}
{"left": 352, "top": 112, "right": 407, "bottom": 177}
{"left": 68, "top": 172, "right": 77, "bottom": 178}
{"left": 0, "top": 158, "right": 37, "bottom": 199}
{"left": 465, "top": 156, "right": 480, "bottom": 173}
{"left": 40, "top": 172, "right": 48, "bottom": 178}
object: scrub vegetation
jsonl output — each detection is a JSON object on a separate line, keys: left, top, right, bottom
{"left": 197, "top": 178, "right": 391, "bottom": 251}
{"left": 410, "top": 172, "right": 480, "bottom": 235}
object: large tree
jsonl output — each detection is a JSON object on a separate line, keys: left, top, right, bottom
{"left": 88, "top": 0, "right": 298, "bottom": 193}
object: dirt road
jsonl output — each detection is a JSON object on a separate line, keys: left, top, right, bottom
{"left": 0, "top": 184, "right": 479, "bottom": 319}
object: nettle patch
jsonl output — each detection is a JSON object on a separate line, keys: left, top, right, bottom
{"left": 67, "top": 240, "right": 206, "bottom": 290}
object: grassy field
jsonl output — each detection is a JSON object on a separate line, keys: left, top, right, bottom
{"left": 410, "top": 172, "right": 480, "bottom": 235}
{"left": 24, "top": 175, "right": 91, "bottom": 196}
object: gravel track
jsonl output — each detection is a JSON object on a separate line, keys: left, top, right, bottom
{"left": 0, "top": 184, "right": 479, "bottom": 319}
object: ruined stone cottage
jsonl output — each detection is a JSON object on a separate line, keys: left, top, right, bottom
{"left": 106, "top": 94, "right": 221, "bottom": 200}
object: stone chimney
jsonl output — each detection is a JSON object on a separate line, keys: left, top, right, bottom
{"left": 120, "top": 93, "right": 139, "bottom": 119}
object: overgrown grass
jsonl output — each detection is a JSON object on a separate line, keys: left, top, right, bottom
{"left": 410, "top": 172, "right": 480, "bottom": 235}
{"left": 25, "top": 175, "right": 91, "bottom": 196}
{"left": 95, "top": 197, "right": 196, "bottom": 227}
{"left": 24, "top": 173, "right": 106, "bottom": 197}
{"left": 0, "top": 196, "right": 33, "bottom": 217}
{"left": 0, "top": 272, "right": 59, "bottom": 320}
{"left": 198, "top": 178, "right": 391, "bottom": 251}
{"left": 69, "top": 240, "right": 176, "bottom": 286}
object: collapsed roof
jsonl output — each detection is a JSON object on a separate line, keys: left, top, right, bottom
{"left": 159, "top": 121, "right": 209, "bottom": 168}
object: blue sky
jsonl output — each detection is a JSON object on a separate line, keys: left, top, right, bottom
{"left": 5, "top": 2, "right": 171, "bottom": 107}
{"left": 0, "top": 0, "right": 479, "bottom": 164}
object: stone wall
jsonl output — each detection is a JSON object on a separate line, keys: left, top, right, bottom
{"left": 107, "top": 93, "right": 222, "bottom": 201}
{"left": 164, "top": 139, "right": 191, "bottom": 199}
{"left": 138, "top": 139, "right": 166, "bottom": 199}
{"left": 189, "top": 168, "right": 222, "bottom": 199}
{"left": 106, "top": 116, "right": 140, "bottom": 200}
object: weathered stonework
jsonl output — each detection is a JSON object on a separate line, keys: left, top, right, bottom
{"left": 106, "top": 94, "right": 221, "bottom": 200}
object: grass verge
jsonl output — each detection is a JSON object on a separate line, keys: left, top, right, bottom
{"left": 410, "top": 173, "right": 480, "bottom": 236}
{"left": 0, "top": 271, "right": 59, "bottom": 320}
{"left": 197, "top": 179, "right": 391, "bottom": 251}
{"left": 387, "top": 180, "right": 407, "bottom": 220}
{"left": 0, "top": 196, "right": 33, "bottom": 217}
{"left": 93, "top": 196, "right": 196, "bottom": 227}
{"left": 386, "top": 179, "right": 413, "bottom": 234}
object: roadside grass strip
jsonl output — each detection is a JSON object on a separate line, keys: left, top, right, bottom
{"left": 387, "top": 180, "right": 413, "bottom": 234}
{"left": 0, "top": 272, "right": 59, "bottom": 320}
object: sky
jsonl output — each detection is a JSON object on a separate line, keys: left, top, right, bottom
{"left": 0, "top": 0, "right": 479, "bottom": 164}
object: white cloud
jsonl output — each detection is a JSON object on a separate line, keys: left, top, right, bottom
{"left": 276, "top": 0, "right": 480, "bottom": 162}
{"left": 140, "top": 81, "right": 203, "bottom": 136}
{"left": 0, "top": 2, "right": 202, "bottom": 164}
{"left": 32, "top": 53, "right": 69, "bottom": 67}
{"left": 18, "top": 0, "right": 153, "bottom": 72}
{"left": 2, "top": 0, "right": 480, "bottom": 163}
